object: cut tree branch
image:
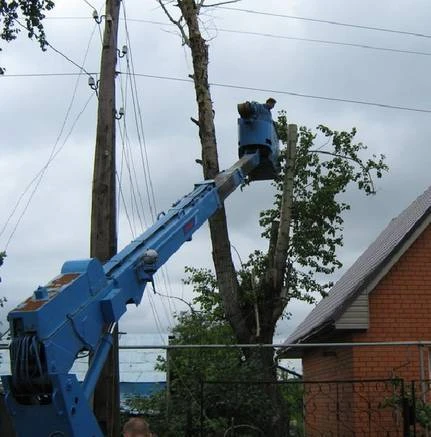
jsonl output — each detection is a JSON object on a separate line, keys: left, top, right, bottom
{"left": 190, "top": 116, "right": 200, "bottom": 126}
{"left": 309, "top": 149, "right": 376, "bottom": 194}
{"left": 157, "top": 0, "right": 190, "bottom": 46}
{"left": 271, "top": 124, "right": 297, "bottom": 291}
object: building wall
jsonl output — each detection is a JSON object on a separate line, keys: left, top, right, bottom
{"left": 301, "top": 224, "right": 431, "bottom": 435}
{"left": 303, "top": 345, "right": 354, "bottom": 381}
{"left": 302, "top": 345, "right": 354, "bottom": 435}
{"left": 351, "top": 225, "right": 431, "bottom": 381}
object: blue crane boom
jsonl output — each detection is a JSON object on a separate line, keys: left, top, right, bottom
{"left": 1, "top": 101, "right": 280, "bottom": 436}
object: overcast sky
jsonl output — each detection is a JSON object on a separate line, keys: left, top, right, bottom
{"left": 1, "top": 0, "right": 430, "bottom": 346}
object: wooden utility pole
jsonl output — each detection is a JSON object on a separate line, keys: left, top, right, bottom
{"left": 90, "top": 1, "right": 121, "bottom": 436}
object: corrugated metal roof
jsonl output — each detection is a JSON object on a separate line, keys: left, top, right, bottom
{"left": 285, "top": 185, "right": 431, "bottom": 345}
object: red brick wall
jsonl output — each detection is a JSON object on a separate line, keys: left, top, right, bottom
{"left": 303, "top": 347, "right": 353, "bottom": 381}
{"left": 301, "top": 224, "right": 431, "bottom": 435}
{"left": 352, "top": 224, "right": 431, "bottom": 381}
{"left": 302, "top": 348, "right": 354, "bottom": 435}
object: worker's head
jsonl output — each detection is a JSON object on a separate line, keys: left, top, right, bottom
{"left": 265, "top": 97, "right": 276, "bottom": 109}
{"left": 123, "top": 417, "right": 152, "bottom": 437}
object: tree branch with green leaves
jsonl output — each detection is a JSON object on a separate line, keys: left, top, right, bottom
{"left": 1, "top": 0, "right": 55, "bottom": 73}
{"left": 1, "top": 0, "right": 54, "bottom": 48}
{"left": 259, "top": 114, "right": 388, "bottom": 326}
{"left": 158, "top": 2, "right": 388, "bottom": 433}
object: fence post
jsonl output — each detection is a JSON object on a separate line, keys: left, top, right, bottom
{"left": 402, "top": 379, "right": 410, "bottom": 437}
{"left": 411, "top": 381, "right": 416, "bottom": 437}
{"left": 200, "top": 379, "right": 204, "bottom": 437}
{"left": 336, "top": 383, "right": 340, "bottom": 437}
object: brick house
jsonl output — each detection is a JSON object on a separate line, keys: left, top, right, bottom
{"left": 283, "top": 186, "right": 431, "bottom": 435}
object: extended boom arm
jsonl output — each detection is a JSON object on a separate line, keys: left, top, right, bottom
{"left": 2, "top": 101, "right": 279, "bottom": 436}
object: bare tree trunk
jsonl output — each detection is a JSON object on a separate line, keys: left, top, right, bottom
{"left": 160, "top": 2, "right": 297, "bottom": 434}
{"left": 268, "top": 124, "right": 297, "bottom": 325}
{"left": 250, "top": 124, "right": 297, "bottom": 436}
{"left": 178, "top": 0, "right": 251, "bottom": 343}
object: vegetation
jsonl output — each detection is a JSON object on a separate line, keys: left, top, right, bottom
{"left": 127, "top": 107, "right": 388, "bottom": 432}
{"left": 158, "top": 1, "right": 388, "bottom": 432}
{"left": 126, "top": 266, "right": 304, "bottom": 436}
{"left": 0, "top": 0, "right": 54, "bottom": 48}
{"left": 0, "top": 0, "right": 55, "bottom": 72}
{"left": 381, "top": 378, "right": 431, "bottom": 430}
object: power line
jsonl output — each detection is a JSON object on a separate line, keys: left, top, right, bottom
{"left": 0, "top": 22, "right": 100, "bottom": 249}
{"left": 2, "top": 72, "right": 98, "bottom": 77}
{"left": 45, "top": 42, "right": 93, "bottom": 76}
{"left": 128, "top": 72, "right": 431, "bottom": 114}
{"left": 122, "top": 0, "right": 177, "bottom": 324}
{"left": 12, "top": 18, "right": 93, "bottom": 76}
{"left": 217, "top": 28, "right": 431, "bottom": 57}
{"left": 46, "top": 16, "right": 92, "bottom": 19}
{"left": 117, "top": 121, "right": 144, "bottom": 236}
{"left": 43, "top": 17, "right": 431, "bottom": 58}
{"left": 117, "top": 56, "right": 150, "bottom": 233}
{"left": 218, "top": 6, "right": 431, "bottom": 39}
{"left": 122, "top": 5, "right": 157, "bottom": 222}
{"left": 82, "top": 0, "right": 97, "bottom": 10}
{"left": 115, "top": 169, "right": 137, "bottom": 238}
{"left": 2, "top": 92, "right": 96, "bottom": 250}
{"left": 129, "top": 18, "right": 431, "bottom": 57}
{"left": 4, "top": 71, "right": 431, "bottom": 114}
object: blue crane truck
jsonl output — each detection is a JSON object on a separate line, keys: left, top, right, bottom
{"left": 1, "top": 100, "right": 280, "bottom": 436}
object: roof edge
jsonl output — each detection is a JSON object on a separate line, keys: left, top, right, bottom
{"left": 333, "top": 209, "right": 431, "bottom": 322}
{"left": 285, "top": 204, "right": 431, "bottom": 346}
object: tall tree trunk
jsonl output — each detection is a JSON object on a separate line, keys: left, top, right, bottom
{"left": 178, "top": 0, "right": 251, "bottom": 343}
{"left": 247, "top": 327, "right": 290, "bottom": 436}
{"left": 267, "top": 124, "right": 297, "bottom": 325}
{"left": 163, "top": 2, "right": 298, "bottom": 434}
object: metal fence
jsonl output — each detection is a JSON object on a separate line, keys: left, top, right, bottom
{"left": 3, "top": 341, "right": 431, "bottom": 436}
{"left": 2, "top": 379, "right": 429, "bottom": 436}
{"left": 196, "top": 379, "right": 431, "bottom": 436}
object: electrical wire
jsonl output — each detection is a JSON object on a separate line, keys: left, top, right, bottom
{"left": 2, "top": 72, "right": 98, "bottom": 77}
{"left": 144, "top": 290, "right": 218, "bottom": 424}
{"left": 117, "top": 121, "right": 145, "bottom": 234}
{"left": 147, "top": 290, "right": 170, "bottom": 342}
{"left": 117, "top": 57, "right": 151, "bottom": 233}
{"left": 4, "top": 71, "right": 431, "bottom": 114}
{"left": 115, "top": 170, "right": 137, "bottom": 238}
{"left": 128, "top": 12, "right": 254, "bottom": 415}
{"left": 122, "top": 4, "right": 158, "bottom": 222}
{"left": 117, "top": 16, "right": 157, "bottom": 240}
{"left": 44, "top": 17, "right": 431, "bottom": 58}
{"left": 124, "top": 7, "right": 178, "bottom": 331}
{"left": 124, "top": 128, "right": 151, "bottom": 229}
{"left": 122, "top": 1, "right": 178, "bottom": 323}
{"left": 82, "top": 0, "right": 97, "bottom": 10}
{"left": 117, "top": 54, "right": 136, "bottom": 235}
{"left": 130, "top": 72, "right": 431, "bottom": 114}
{"left": 0, "top": 20, "right": 100, "bottom": 248}
{"left": 11, "top": 17, "right": 93, "bottom": 76}
{"left": 217, "top": 6, "right": 431, "bottom": 39}
{"left": 3, "top": 92, "right": 96, "bottom": 250}
{"left": 216, "top": 27, "right": 431, "bottom": 57}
